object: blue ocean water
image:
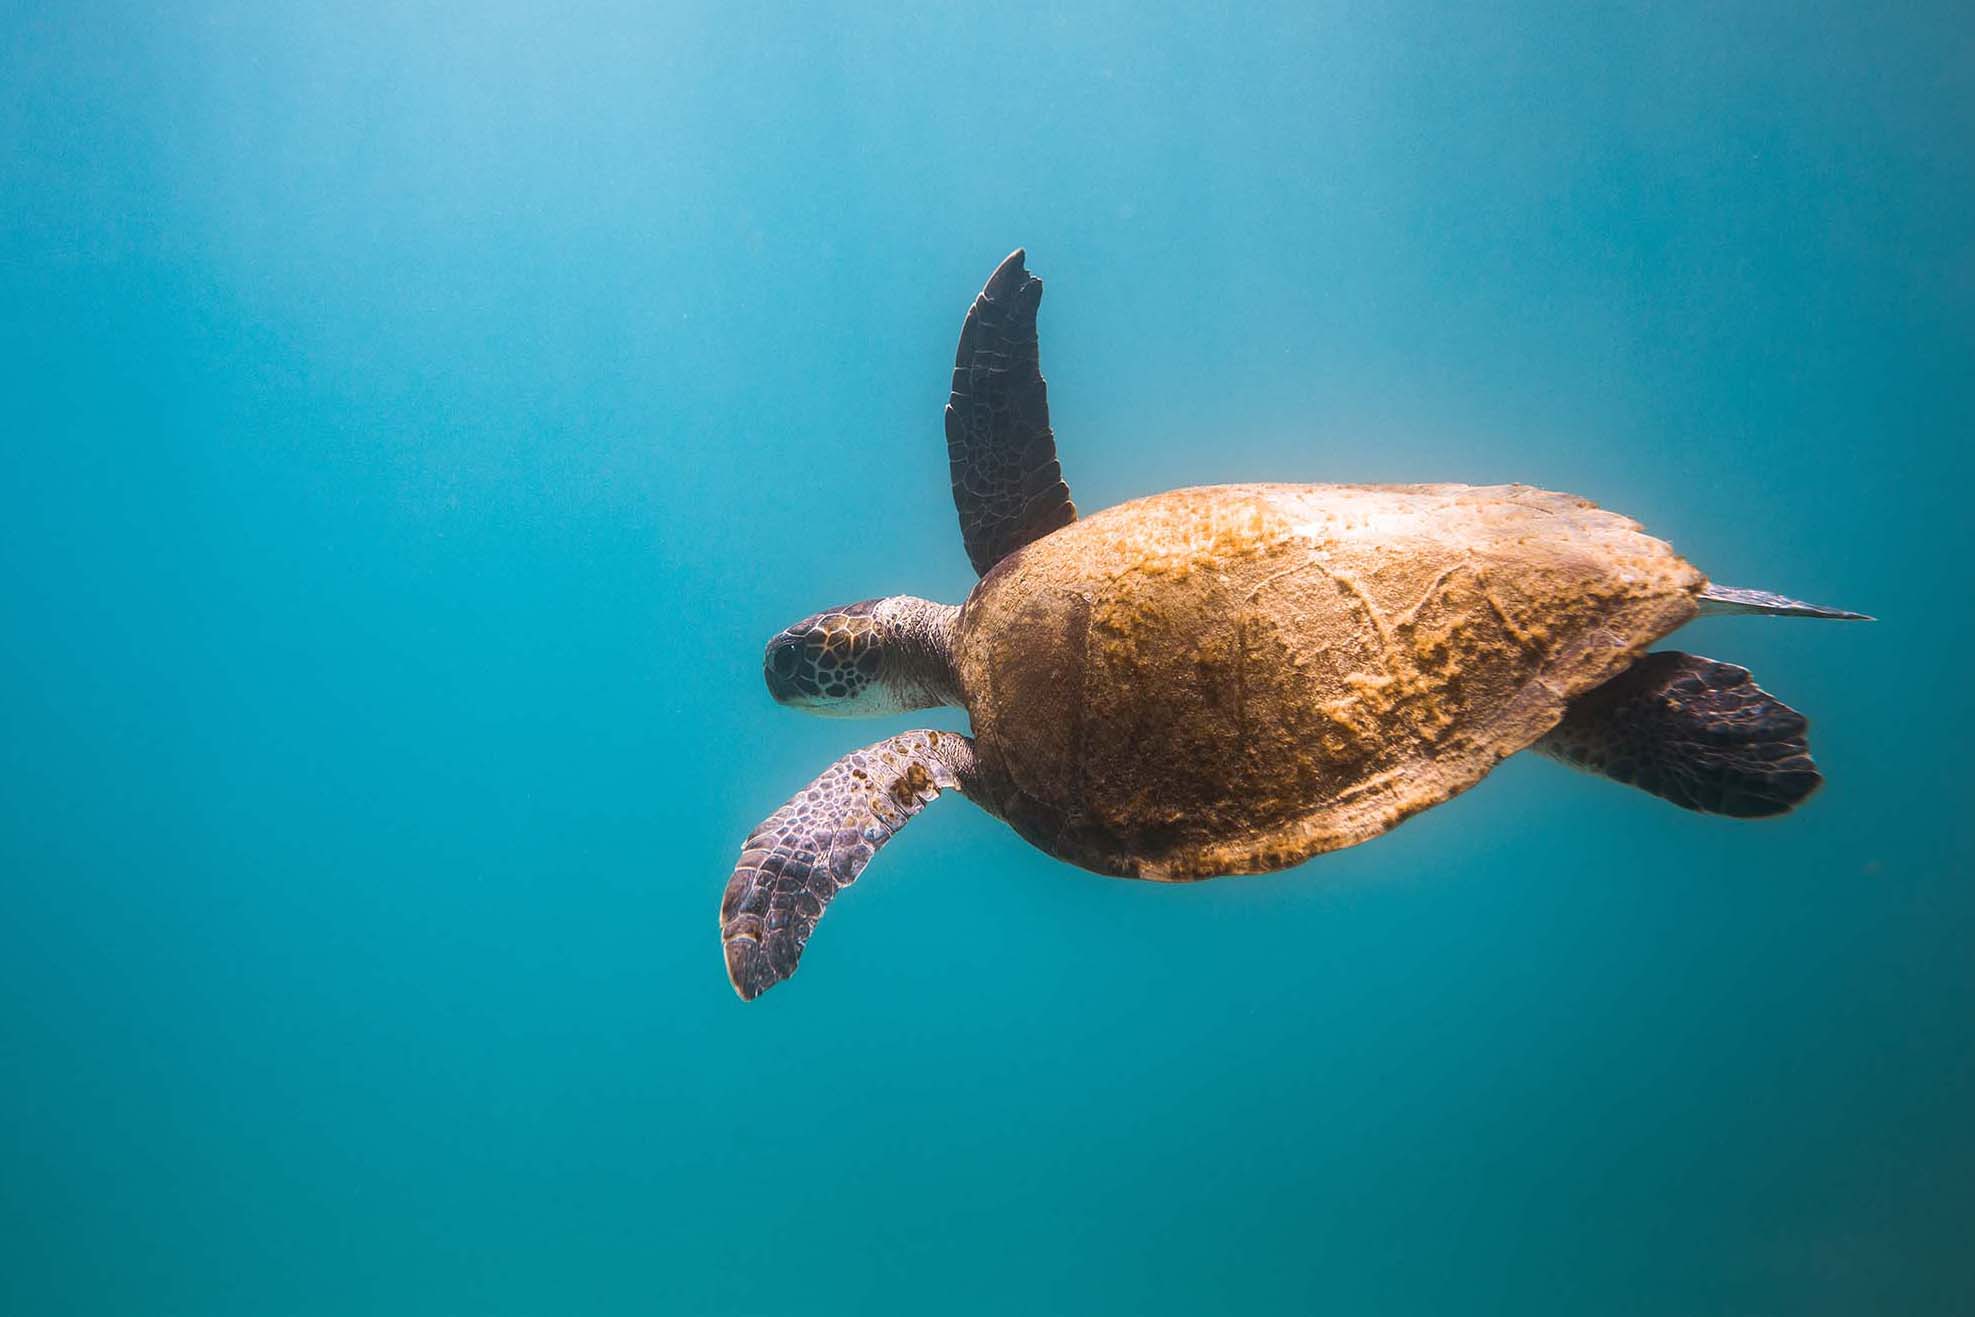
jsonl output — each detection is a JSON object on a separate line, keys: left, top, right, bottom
{"left": 4, "top": 3, "right": 1971, "bottom": 1312}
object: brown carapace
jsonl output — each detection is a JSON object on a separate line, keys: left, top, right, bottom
{"left": 955, "top": 481, "right": 1706, "bottom": 880}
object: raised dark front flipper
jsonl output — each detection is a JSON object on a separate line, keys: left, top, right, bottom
{"left": 1534, "top": 651, "right": 1822, "bottom": 818}
{"left": 945, "top": 249, "right": 1076, "bottom": 576}
{"left": 720, "top": 730, "right": 976, "bottom": 1000}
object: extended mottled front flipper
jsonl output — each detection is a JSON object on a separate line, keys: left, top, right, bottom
{"left": 721, "top": 731, "right": 977, "bottom": 1000}
{"left": 945, "top": 249, "right": 1076, "bottom": 576}
{"left": 1535, "top": 651, "right": 1821, "bottom": 818}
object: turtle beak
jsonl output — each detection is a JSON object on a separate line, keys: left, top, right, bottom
{"left": 763, "top": 635, "right": 806, "bottom": 705}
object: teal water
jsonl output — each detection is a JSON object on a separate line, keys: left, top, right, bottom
{"left": 4, "top": 3, "right": 1971, "bottom": 1313}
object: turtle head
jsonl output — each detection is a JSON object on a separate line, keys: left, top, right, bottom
{"left": 762, "top": 596, "right": 960, "bottom": 717}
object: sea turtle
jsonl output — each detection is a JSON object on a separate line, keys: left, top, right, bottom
{"left": 720, "top": 250, "right": 1867, "bottom": 1001}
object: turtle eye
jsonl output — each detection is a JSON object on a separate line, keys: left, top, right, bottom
{"left": 769, "top": 639, "right": 803, "bottom": 678}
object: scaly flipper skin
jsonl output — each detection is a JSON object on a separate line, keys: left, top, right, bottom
{"left": 720, "top": 731, "right": 977, "bottom": 1000}
{"left": 945, "top": 250, "right": 1076, "bottom": 576}
{"left": 1535, "top": 651, "right": 1821, "bottom": 818}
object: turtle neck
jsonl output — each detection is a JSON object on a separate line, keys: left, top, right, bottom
{"left": 874, "top": 595, "right": 963, "bottom": 711}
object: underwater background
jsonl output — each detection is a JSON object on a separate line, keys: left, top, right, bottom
{"left": 4, "top": 2, "right": 1972, "bottom": 1313}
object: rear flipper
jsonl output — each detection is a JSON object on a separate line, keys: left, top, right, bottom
{"left": 1699, "top": 584, "right": 1871, "bottom": 621}
{"left": 1534, "top": 651, "right": 1821, "bottom": 818}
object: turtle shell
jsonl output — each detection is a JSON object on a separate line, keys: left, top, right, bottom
{"left": 953, "top": 483, "right": 1705, "bottom": 879}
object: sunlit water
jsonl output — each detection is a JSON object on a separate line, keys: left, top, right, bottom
{"left": 4, "top": 3, "right": 1970, "bottom": 1313}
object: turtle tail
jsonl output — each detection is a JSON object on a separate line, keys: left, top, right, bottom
{"left": 1699, "top": 584, "right": 1872, "bottom": 621}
